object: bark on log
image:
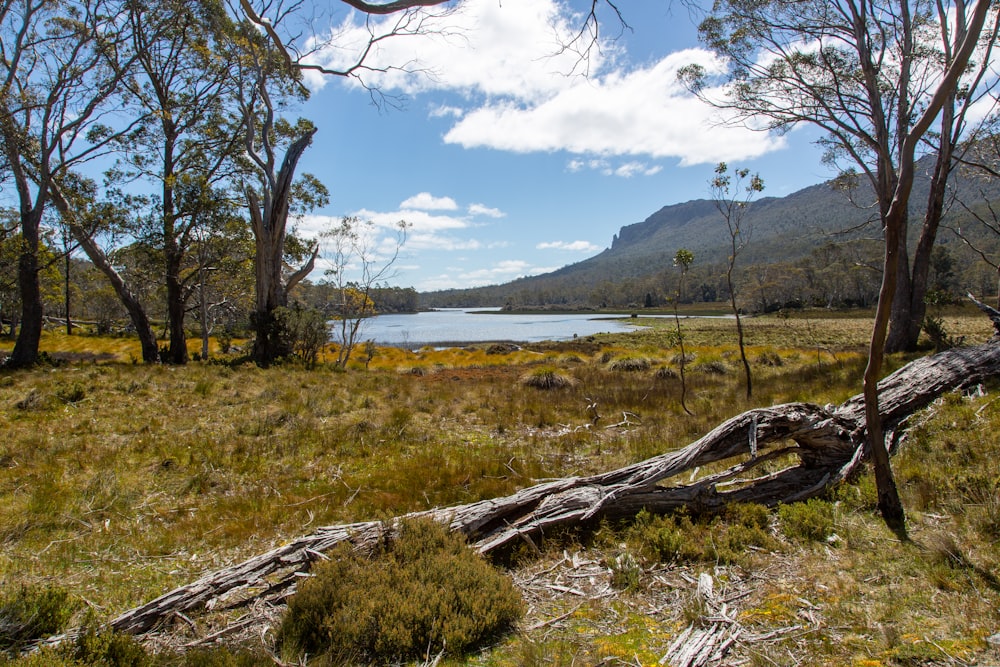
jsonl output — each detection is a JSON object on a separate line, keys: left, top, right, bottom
{"left": 107, "top": 316, "right": 1000, "bottom": 637}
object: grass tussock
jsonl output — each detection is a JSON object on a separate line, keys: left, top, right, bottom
{"left": 608, "top": 356, "right": 651, "bottom": 372}
{"left": 519, "top": 366, "right": 576, "bottom": 389}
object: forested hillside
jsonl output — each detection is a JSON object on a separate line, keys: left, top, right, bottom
{"left": 422, "top": 159, "right": 1000, "bottom": 311}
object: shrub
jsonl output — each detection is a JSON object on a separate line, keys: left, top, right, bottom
{"left": 60, "top": 623, "right": 152, "bottom": 667}
{"left": 274, "top": 304, "right": 329, "bottom": 368}
{"left": 15, "top": 389, "right": 49, "bottom": 411}
{"left": 608, "top": 550, "right": 642, "bottom": 591}
{"left": 670, "top": 352, "right": 696, "bottom": 365}
{"left": 778, "top": 498, "right": 835, "bottom": 542}
{"left": 629, "top": 505, "right": 774, "bottom": 566}
{"left": 278, "top": 518, "right": 524, "bottom": 664}
{"left": 0, "top": 585, "right": 75, "bottom": 653}
{"left": 216, "top": 328, "right": 234, "bottom": 355}
{"left": 54, "top": 382, "right": 86, "bottom": 404}
{"left": 923, "top": 314, "right": 962, "bottom": 352}
{"left": 520, "top": 367, "right": 576, "bottom": 390}
{"left": 182, "top": 646, "right": 275, "bottom": 666}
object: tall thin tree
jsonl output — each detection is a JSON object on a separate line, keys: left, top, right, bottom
{"left": 709, "top": 162, "right": 763, "bottom": 400}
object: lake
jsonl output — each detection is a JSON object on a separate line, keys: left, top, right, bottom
{"left": 352, "top": 308, "right": 640, "bottom": 348}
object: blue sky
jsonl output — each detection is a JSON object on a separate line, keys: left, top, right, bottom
{"left": 290, "top": 0, "right": 834, "bottom": 292}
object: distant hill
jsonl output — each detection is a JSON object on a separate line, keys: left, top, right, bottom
{"left": 421, "top": 158, "right": 1000, "bottom": 309}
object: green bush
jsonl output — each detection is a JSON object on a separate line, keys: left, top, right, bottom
{"left": 61, "top": 624, "right": 152, "bottom": 667}
{"left": 181, "top": 646, "right": 275, "bottom": 666}
{"left": 629, "top": 504, "right": 774, "bottom": 566}
{"left": 608, "top": 550, "right": 642, "bottom": 591}
{"left": 0, "top": 585, "right": 75, "bottom": 654}
{"left": 278, "top": 518, "right": 524, "bottom": 664}
{"left": 778, "top": 498, "right": 835, "bottom": 542}
{"left": 274, "top": 304, "right": 329, "bottom": 368}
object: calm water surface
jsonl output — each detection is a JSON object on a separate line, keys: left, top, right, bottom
{"left": 358, "top": 308, "right": 639, "bottom": 347}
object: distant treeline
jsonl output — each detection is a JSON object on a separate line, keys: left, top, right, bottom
{"left": 421, "top": 237, "right": 997, "bottom": 313}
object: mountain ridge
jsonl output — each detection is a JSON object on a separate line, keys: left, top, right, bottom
{"left": 420, "top": 160, "right": 1000, "bottom": 309}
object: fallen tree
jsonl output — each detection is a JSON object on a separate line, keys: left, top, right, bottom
{"left": 104, "top": 302, "right": 1000, "bottom": 638}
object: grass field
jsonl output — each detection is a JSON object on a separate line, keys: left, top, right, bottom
{"left": 0, "top": 308, "right": 998, "bottom": 665}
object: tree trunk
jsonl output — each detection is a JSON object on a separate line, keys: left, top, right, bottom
{"left": 885, "top": 226, "right": 914, "bottom": 355}
{"left": 101, "top": 310, "right": 1000, "bottom": 637}
{"left": 885, "top": 73, "right": 959, "bottom": 354}
{"left": 7, "top": 208, "right": 44, "bottom": 369}
{"left": 46, "top": 184, "right": 160, "bottom": 364}
{"left": 250, "top": 129, "right": 316, "bottom": 367}
{"left": 165, "top": 242, "right": 188, "bottom": 365}
{"left": 71, "top": 229, "right": 160, "bottom": 364}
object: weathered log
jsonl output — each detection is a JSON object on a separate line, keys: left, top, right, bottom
{"left": 106, "top": 320, "right": 1000, "bottom": 637}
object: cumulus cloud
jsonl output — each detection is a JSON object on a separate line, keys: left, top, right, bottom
{"left": 303, "top": 0, "right": 597, "bottom": 100}
{"left": 614, "top": 162, "right": 663, "bottom": 177}
{"left": 341, "top": 193, "right": 504, "bottom": 254}
{"left": 429, "top": 105, "right": 465, "bottom": 118}
{"left": 468, "top": 203, "right": 505, "bottom": 218}
{"left": 400, "top": 192, "right": 459, "bottom": 211}
{"left": 300, "top": 0, "right": 784, "bottom": 166}
{"left": 537, "top": 240, "right": 601, "bottom": 252}
{"left": 442, "top": 50, "right": 783, "bottom": 164}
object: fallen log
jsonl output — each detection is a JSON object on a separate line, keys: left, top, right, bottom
{"left": 106, "top": 305, "right": 1000, "bottom": 637}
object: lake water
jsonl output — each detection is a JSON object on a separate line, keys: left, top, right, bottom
{"left": 354, "top": 308, "right": 640, "bottom": 348}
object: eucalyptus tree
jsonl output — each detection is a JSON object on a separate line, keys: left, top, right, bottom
{"left": 672, "top": 248, "right": 694, "bottom": 415}
{"left": 110, "top": 0, "right": 243, "bottom": 364}
{"left": 0, "top": 0, "right": 141, "bottom": 367}
{"left": 219, "top": 13, "right": 329, "bottom": 367}
{"left": 682, "top": 0, "right": 995, "bottom": 527}
{"left": 710, "top": 162, "right": 763, "bottom": 400}
{"left": 228, "top": 0, "right": 463, "bottom": 367}
{"left": 185, "top": 188, "right": 255, "bottom": 360}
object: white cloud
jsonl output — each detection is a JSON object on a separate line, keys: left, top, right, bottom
{"left": 399, "top": 192, "right": 459, "bottom": 211}
{"left": 429, "top": 105, "right": 464, "bottom": 118}
{"left": 351, "top": 207, "right": 466, "bottom": 232}
{"left": 443, "top": 50, "right": 784, "bottom": 165}
{"left": 614, "top": 162, "right": 663, "bottom": 177}
{"left": 303, "top": 0, "right": 600, "bottom": 101}
{"left": 404, "top": 231, "right": 483, "bottom": 251}
{"left": 301, "top": 0, "right": 784, "bottom": 165}
{"left": 344, "top": 206, "right": 485, "bottom": 253}
{"left": 441, "top": 260, "right": 560, "bottom": 288}
{"left": 567, "top": 158, "right": 609, "bottom": 172}
{"left": 468, "top": 203, "right": 505, "bottom": 218}
{"left": 537, "top": 240, "right": 601, "bottom": 252}
{"left": 567, "top": 158, "right": 662, "bottom": 177}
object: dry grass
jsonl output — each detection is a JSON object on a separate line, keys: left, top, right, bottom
{"left": 0, "top": 310, "right": 998, "bottom": 665}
